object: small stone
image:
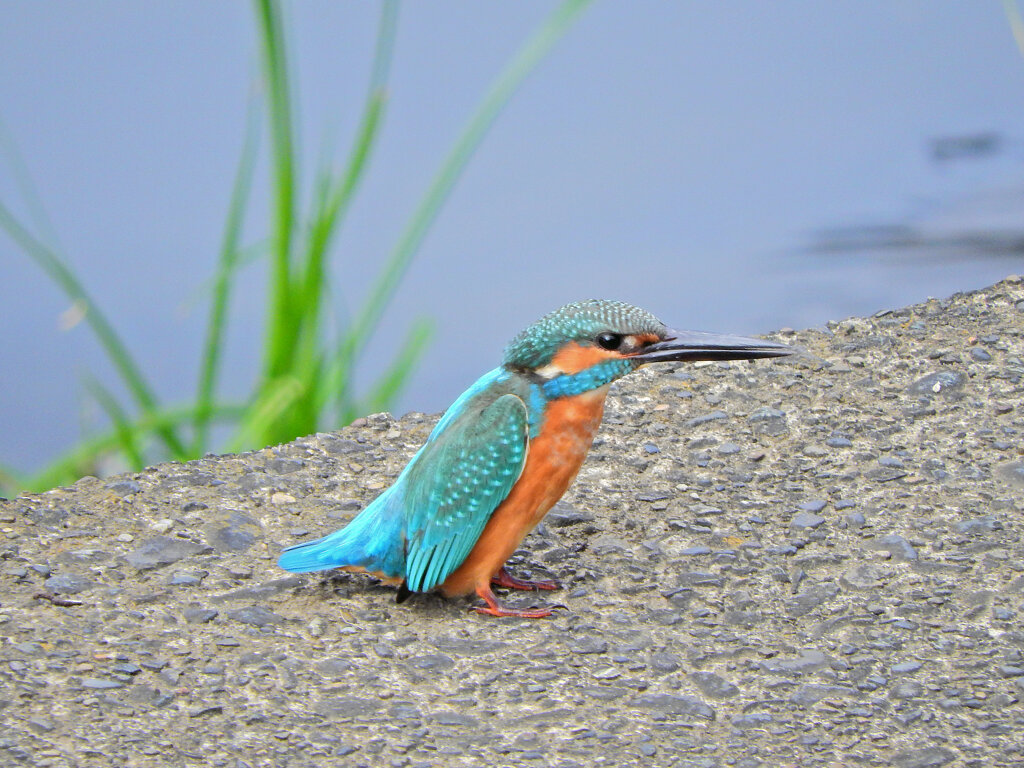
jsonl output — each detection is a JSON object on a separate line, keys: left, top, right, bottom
{"left": 891, "top": 661, "right": 922, "bottom": 674}
{"left": 43, "top": 573, "right": 95, "bottom": 594}
{"left": 649, "top": 653, "right": 680, "bottom": 673}
{"left": 892, "top": 746, "right": 955, "bottom": 768}
{"left": 969, "top": 347, "right": 991, "bottom": 362}
{"left": 169, "top": 572, "right": 203, "bottom": 586}
{"left": 27, "top": 718, "right": 54, "bottom": 733}
{"left": 150, "top": 519, "right": 174, "bottom": 534}
{"left": 748, "top": 407, "right": 787, "bottom": 435}
{"left": 761, "top": 650, "right": 829, "bottom": 675}
{"left": 785, "top": 584, "right": 839, "bottom": 617}
{"left": 126, "top": 536, "right": 212, "bottom": 571}
{"left": 316, "top": 658, "right": 355, "bottom": 678}
{"left": 189, "top": 705, "right": 223, "bottom": 718}
{"left": 570, "top": 638, "right": 608, "bottom": 654}
{"left": 841, "top": 563, "right": 889, "bottom": 590}
{"left": 105, "top": 479, "right": 141, "bottom": 496}
{"left": 908, "top": 371, "right": 965, "bottom": 398}
{"left": 184, "top": 608, "right": 218, "bottom": 624}
{"left": 790, "top": 684, "right": 854, "bottom": 706}
{"left": 546, "top": 503, "right": 595, "bottom": 527}
{"left": 689, "top": 671, "right": 740, "bottom": 699}
{"left": 868, "top": 534, "right": 918, "bottom": 562}
{"left": 689, "top": 410, "right": 727, "bottom": 426}
{"left": 891, "top": 681, "right": 923, "bottom": 699}
{"left": 680, "top": 546, "right": 711, "bottom": 556}
{"left": 226, "top": 606, "right": 286, "bottom": 627}
{"left": 731, "top": 712, "right": 772, "bottom": 729}
{"left": 632, "top": 693, "right": 715, "bottom": 720}
{"left": 826, "top": 436, "right": 853, "bottom": 448}
{"left": 204, "top": 512, "right": 261, "bottom": 553}
{"left": 405, "top": 654, "right": 454, "bottom": 672}
{"left": 81, "top": 677, "right": 123, "bottom": 689}
{"left": 791, "top": 511, "right": 825, "bottom": 530}
{"left": 995, "top": 462, "right": 1024, "bottom": 490}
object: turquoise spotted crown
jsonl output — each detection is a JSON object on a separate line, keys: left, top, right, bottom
{"left": 502, "top": 300, "right": 666, "bottom": 369}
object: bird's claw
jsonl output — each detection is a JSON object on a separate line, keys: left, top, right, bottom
{"left": 473, "top": 582, "right": 563, "bottom": 618}
{"left": 491, "top": 566, "right": 560, "bottom": 592}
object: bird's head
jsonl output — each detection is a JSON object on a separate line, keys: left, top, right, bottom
{"left": 503, "top": 300, "right": 792, "bottom": 389}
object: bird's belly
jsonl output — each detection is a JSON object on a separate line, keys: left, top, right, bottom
{"left": 440, "top": 386, "right": 609, "bottom": 596}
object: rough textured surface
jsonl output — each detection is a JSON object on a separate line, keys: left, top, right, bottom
{"left": 2, "top": 278, "right": 1023, "bottom": 767}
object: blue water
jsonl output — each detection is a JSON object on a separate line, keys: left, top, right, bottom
{"left": 1, "top": 2, "right": 1023, "bottom": 477}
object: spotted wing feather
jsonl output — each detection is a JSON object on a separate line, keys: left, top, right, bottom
{"left": 403, "top": 394, "right": 528, "bottom": 592}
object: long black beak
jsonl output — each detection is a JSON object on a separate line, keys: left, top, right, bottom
{"left": 631, "top": 328, "right": 794, "bottom": 365}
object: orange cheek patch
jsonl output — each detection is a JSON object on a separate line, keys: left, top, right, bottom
{"left": 549, "top": 342, "right": 620, "bottom": 374}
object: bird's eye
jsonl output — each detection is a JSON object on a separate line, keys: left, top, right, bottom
{"left": 596, "top": 332, "right": 622, "bottom": 350}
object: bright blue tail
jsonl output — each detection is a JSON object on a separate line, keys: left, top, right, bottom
{"left": 278, "top": 485, "right": 406, "bottom": 578}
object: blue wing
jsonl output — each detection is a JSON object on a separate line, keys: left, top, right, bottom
{"left": 402, "top": 393, "right": 529, "bottom": 592}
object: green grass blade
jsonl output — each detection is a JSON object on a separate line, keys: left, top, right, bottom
{"left": 329, "top": 0, "right": 595, "bottom": 405}
{"left": 0, "top": 115, "right": 62, "bottom": 253}
{"left": 352, "top": 317, "right": 433, "bottom": 421}
{"left": 193, "top": 98, "right": 260, "bottom": 454}
{"left": 254, "top": 0, "right": 299, "bottom": 382}
{"left": 300, "top": 0, "right": 400, "bottom": 427}
{"left": 304, "top": 0, "right": 397, "bottom": 287}
{"left": 0, "top": 200, "right": 187, "bottom": 459}
{"left": 228, "top": 375, "right": 306, "bottom": 453}
{"left": 82, "top": 374, "right": 146, "bottom": 470}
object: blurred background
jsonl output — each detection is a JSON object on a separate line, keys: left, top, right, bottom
{"left": 2, "top": 2, "right": 1023, "bottom": 487}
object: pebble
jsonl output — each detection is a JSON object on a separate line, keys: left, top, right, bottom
{"left": 790, "top": 512, "right": 825, "bottom": 530}
{"left": 908, "top": 371, "right": 965, "bottom": 398}
{"left": 226, "top": 606, "right": 286, "bottom": 627}
{"left": 81, "top": 677, "right": 123, "bottom": 690}
{"left": 126, "top": 536, "right": 213, "bottom": 570}
{"left": 632, "top": 694, "right": 715, "bottom": 720}
{"left": 43, "top": 573, "right": 95, "bottom": 594}
{"left": 184, "top": 608, "right": 218, "bottom": 624}
{"left": 689, "top": 671, "right": 740, "bottom": 699}
{"left": 731, "top": 712, "right": 772, "bottom": 729}
{"left": 868, "top": 534, "right": 918, "bottom": 562}
{"left": 204, "top": 512, "right": 261, "bottom": 552}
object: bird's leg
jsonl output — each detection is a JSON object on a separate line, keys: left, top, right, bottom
{"left": 491, "top": 566, "right": 560, "bottom": 592}
{"left": 473, "top": 583, "right": 556, "bottom": 619}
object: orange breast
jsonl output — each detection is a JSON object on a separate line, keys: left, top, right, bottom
{"left": 439, "top": 384, "right": 610, "bottom": 597}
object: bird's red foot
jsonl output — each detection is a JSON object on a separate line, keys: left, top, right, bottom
{"left": 491, "top": 566, "right": 560, "bottom": 592}
{"left": 473, "top": 584, "right": 562, "bottom": 619}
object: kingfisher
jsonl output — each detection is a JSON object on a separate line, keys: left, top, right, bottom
{"left": 279, "top": 300, "right": 792, "bottom": 617}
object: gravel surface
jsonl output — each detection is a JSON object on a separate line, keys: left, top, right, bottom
{"left": 2, "top": 277, "right": 1023, "bottom": 767}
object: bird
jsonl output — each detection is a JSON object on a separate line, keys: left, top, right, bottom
{"left": 278, "top": 300, "right": 793, "bottom": 618}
